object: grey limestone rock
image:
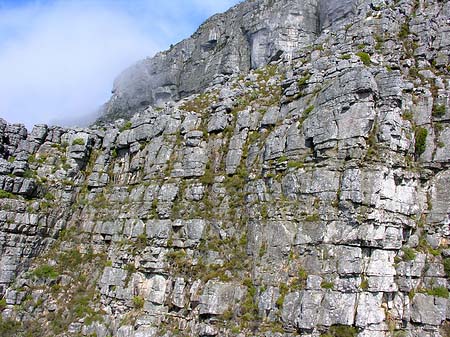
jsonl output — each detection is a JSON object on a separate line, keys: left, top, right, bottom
{"left": 1, "top": 0, "right": 450, "bottom": 336}
{"left": 0, "top": 159, "right": 13, "bottom": 175}
{"left": 199, "top": 281, "right": 245, "bottom": 316}
{"left": 98, "top": 0, "right": 360, "bottom": 123}
{"left": 411, "top": 293, "right": 447, "bottom": 326}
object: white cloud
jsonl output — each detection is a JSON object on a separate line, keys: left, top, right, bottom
{"left": 0, "top": 0, "right": 240, "bottom": 129}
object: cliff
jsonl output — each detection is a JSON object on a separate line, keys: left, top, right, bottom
{"left": 0, "top": 0, "right": 449, "bottom": 336}
{"left": 98, "top": 0, "right": 358, "bottom": 124}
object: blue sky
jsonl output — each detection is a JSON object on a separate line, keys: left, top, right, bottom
{"left": 0, "top": 0, "right": 240, "bottom": 129}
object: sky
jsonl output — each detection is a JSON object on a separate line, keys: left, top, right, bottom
{"left": 0, "top": 0, "right": 240, "bottom": 129}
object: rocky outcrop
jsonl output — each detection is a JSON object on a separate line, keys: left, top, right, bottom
{"left": 1, "top": 0, "right": 450, "bottom": 336}
{"left": 99, "top": 0, "right": 359, "bottom": 123}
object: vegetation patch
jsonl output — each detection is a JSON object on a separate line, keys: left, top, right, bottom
{"left": 71, "top": 138, "right": 85, "bottom": 146}
{"left": 134, "top": 233, "right": 148, "bottom": 251}
{"left": 276, "top": 283, "right": 289, "bottom": 308}
{"left": 179, "top": 92, "right": 218, "bottom": 113}
{"left": 432, "top": 104, "right": 446, "bottom": 118}
{"left": 444, "top": 258, "right": 450, "bottom": 278}
{"left": 120, "top": 121, "right": 133, "bottom": 132}
{"left": 200, "top": 162, "right": 215, "bottom": 185}
{"left": 398, "top": 22, "right": 410, "bottom": 39}
{"left": 321, "top": 280, "right": 334, "bottom": 289}
{"left": 321, "top": 325, "right": 358, "bottom": 337}
{"left": 290, "top": 268, "right": 308, "bottom": 290}
{"left": 0, "top": 190, "right": 15, "bottom": 199}
{"left": 0, "top": 298, "right": 6, "bottom": 311}
{"left": 297, "top": 72, "right": 311, "bottom": 87}
{"left": 240, "top": 278, "right": 258, "bottom": 322}
{"left": 305, "top": 213, "right": 320, "bottom": 222}
{"left": 32, "top": 264, "right": 59, "bottom": 280}
{"left": 360, "top": 278, "right": 369, "bottom": 290}
{"left": 0, "top": 318, "right": 21, "bottom": 337}
{"left": 401, "top": 247, "right": 416, "bottom": 261}
{"left": 426, "top": 286, "right": 449, "bottom": 299}
{"left": 356, "top": 52, "right": 371, "bottom": 66}
{"left": 287, "top": 160, "right": 304, "bottom": 169}
{"left": 132, "top": 296, "right": 145, "bottom": 309}
{"left": 414, "top": 127, "right": 428, "bottom": 156}
{"left": 402, "top": 110, "right": 413, "bottom": 121}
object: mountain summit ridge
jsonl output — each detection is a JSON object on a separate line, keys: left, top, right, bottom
{"left": 98, "top": 0, "right": 358, "bottom": 124}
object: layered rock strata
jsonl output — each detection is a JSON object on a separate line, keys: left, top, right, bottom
{"left": 0, "top": 0, "right": 449, "bottom": 336}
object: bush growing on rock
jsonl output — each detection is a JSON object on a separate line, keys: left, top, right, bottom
{"left": 321, "top": 325, "right": 358, "bottom": 337}
{"left": 356, "top": 52, "right": 371, "bottom": 65}
{"left": 32, "top": 264, "right": 59, "bottom": 279}
{"left": 414, "top": 127, "right": 428, "bottom": 155}
{"left": 132, "top": 296, "right": 145, "bottom": 309}
{"left": 71, "top": 138, "right": 85, "bottom": 146}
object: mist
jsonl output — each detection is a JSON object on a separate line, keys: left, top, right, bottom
{"left": 0, "top": 0, "right": 240, "bottom": 130}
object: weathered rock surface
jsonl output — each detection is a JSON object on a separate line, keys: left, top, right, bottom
{"left": 98, "top": 0, "right": 358, "bottom": 123}
{"left": 0, "top": 0, "right": 449, "bottom": 336}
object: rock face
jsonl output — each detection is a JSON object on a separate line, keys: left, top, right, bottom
{"left": 99, "top": 0, "right": 358, "bottom": 123}
{"left": 1, "top": 0, "right": 450, "bottom": 336}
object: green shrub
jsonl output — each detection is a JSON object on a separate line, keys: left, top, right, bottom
{"left": 304, "top": 105, "right": 314, "bottom": 116}
{"left": 132, "top": 296, "right": 145, "bottom": 309}
{"left": 393, "top": 331, "right": 408, "bottom": 337}
{"left": 120, "top": 121, "right": 133, "bottom": 132}
{"left": 356, "top": 52, "right": 371, "bottom": 66}
{"left": 135, "top": 234, "right": 147, "bottom": 250}
{"left": 432, "top": 104, "right": 446, "bottom": 117}
{"left": 32, "top": 264, "right": 59, "bottom": 279}
{"left": 340, "top": 54, "right": 351, "bottom": 60}
{"left": 59, "top": 249, "right": 83, "bottom": 269}
{"left": 73, "top": 295, "right": 94, "bottom": 318}
{"left": 321, "top": 281, "right": 334, "bottom": 289}
{"left": 298, "top": 73, "right": 311, "bottom": 87}
{"left": 409, "top": 66, "right": 419, "bottom": 78}
{"left": 277, "top": 155, "right": 288, "bottom": 163}
{"left": 287, "top": 161, "right": 304, "bottom": 169}
{"left": 402, "top": 110, "right": 413, "bottom": 121}
{"left": 321, "top": 325, "right": 358, "bottom": 337}
{"left": 221, "top": 309, "right": 234, "bottom": 321}
{"left": 260, "top": 204, "right": 268, "bottom": 219}
{"left": 426, "top": 286, "right": 449, "bottom": 299}
{"left": 305, "top": 213, "right": 320, "bottom": 222}
{"left": 23, "top": 169, "right": 36, "bottom": 178}
{"left": 415, "top": 127, "right": 428, "bottom": 155}
{"left": 0, "top": 298, "right": 6, "bottom": 310}
{"left": 111, "top": 148, "right": 118, "bottom": 158}
{"left": 402, "top": 247, "right": 416, "bottom": 261}
{"left": 230, "top": 326, "right": 241, "bottom": 334}
{"left": 290, "top": 267, "right": 308, "bottom": 290}
{"left": 298, "top": 267, "right": 308, "bottom": 281}
{"left": 398, "top": 22, "right": 410, "bottom": 39}
{"left": 444, "top": 258, "right": 450, "bottom": 278}
{"left": 374, "top": 35, "right": 384, "bottom": 50}
{"left": 200, "top": 163, "right": 215, "bottom": 185}
{"left": 276, "top": 283, "right": 289, "bottom": 308}
{"left": 44, "top": 192, "right": 56, "bottom": 200}
{"left": 224, "top": 174, "right": 245, "bottom": 193}
{"left": 0, "top": 190, "right": 15, "bottom": 199}
{"left": 72, "top": 138, "right": 85, "bottom": 146}
{"left": 0, "top": 317, "right": 21, "bottom": 337}
{"left": 360, "top": 278, "right": 369, "bottom": 290}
